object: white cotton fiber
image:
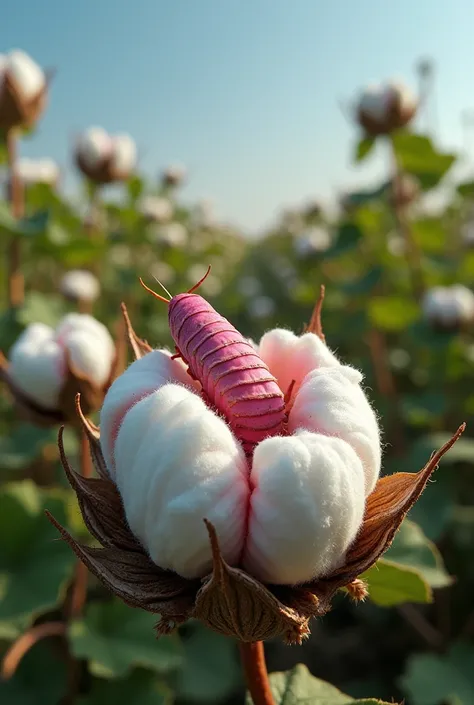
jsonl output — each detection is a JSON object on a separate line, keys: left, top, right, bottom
{"left": 113, "top": 383, "right": 249, "bottom": 579}
{"left": 243, "top": 430, "right": 365, "bottom": 584}
{"left": 60, "top": 270, "right": 100, "bottom": 302}
{"left": 100, "top": 349, "right": 199, "bottom": 475}
{"left": 258, "top": 329, "right": 341, "bottom": 397}
{"left": 111, "top": 134, "right": 136, "bottom": 174}
{"left": 359, "top": 85, "right": 389, "bottom": 122}
{"left": 78, "top": 127, "right": 112, "bottom": 169}
{"left": 7, "top": 50, "right": 45, "bottom": 100}
{"left": 9, "top": 323, "right": 64, "bottom": 409}
{"left": 289, "top": 366, "right": 381, "bottom": 495}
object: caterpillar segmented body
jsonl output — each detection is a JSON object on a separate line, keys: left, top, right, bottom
{"left": 168, "top": 293, "right": 285, "bottom": 453}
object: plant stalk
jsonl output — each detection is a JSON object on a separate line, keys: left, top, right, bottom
{"left": 6, "top": 128, "right": 25, "bottom": 307}
{"left": 239, "top": 641, "right": 274, "bottom": 705}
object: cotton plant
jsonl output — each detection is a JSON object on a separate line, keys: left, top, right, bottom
{"left": 0, "top": 49, "right": 48, "bottom": 130}
{"left": 422, "top": 285, "right": 474, "bottom": 330}
{"left": 293, "top": 226, "right": 332, "bottom": 257}
{"left": 356, "top": 79, "right": 417, "bottom": 136}
{"left": 161, "top": 164, "right": 186, "bottom": 188}
{"left": 60, "top": 270, "right": 100, "bottom": 308}
{"left": 75, "top": 126, "right": 137, "bottom": 184}
{"left": 48, "top": 274, "right": 462, "bottom": 671}
{"left": 0, "top": 313, "right": 118, "bottom": 427}
{"left": 138, "top": 195, "right": 174, "bottom": 223}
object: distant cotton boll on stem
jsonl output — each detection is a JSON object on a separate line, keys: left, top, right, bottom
{"left": 294, "top": 227, "right": 331, "bottom": 257}
{"left": 78, "top": 127, "right": 112, "bottom": 169}
{"left": 138, "top": 195, "right": 173, "bottom": 223}
{"left": 15, "top": 158, "right": 59, "bottom": 186}
{"left": 8, "top": 314, "right": 114, "bottom": 410}
{"left": 158, "top": 222, "right": 188, "bottom": 248}
{"left": 60, "top": 270, "right": 100, "bottom": 302}
{"left": 6, "top": 50, "right": 45, "bottom": 100}
{"left": 357, "top": 79, "right": 417, "bottom": 135}
{"left": 422, "top": 285, "right": 474, "bottom": 328}
{"left": 111, "top": 134, "right": 137, "bottom": 174}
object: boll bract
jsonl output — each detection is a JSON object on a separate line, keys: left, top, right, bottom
{"left": 75, "top": 127, "right": 137, "bottom": 184}
{"left": 1, "top": 313, "right": 116, "bottom": 425}
{"left": 422, "top": 285, "right": 474, "bottom": 330}
{"left": 357, "top": 80, "right": 417, "bottom": 136}
{"left": 0, "top": 49, "right": 47, "bottom": 130}
{"left": 49, "top": 283, "right": 463, "bottom": 644}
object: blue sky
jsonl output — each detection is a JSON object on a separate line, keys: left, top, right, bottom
{"left": 2, "top": 0, "right": 474, "bottom": 232}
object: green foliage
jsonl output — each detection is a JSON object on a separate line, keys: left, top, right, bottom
{"left": 400, "top": 642, "right": 474, "bottom": 705}
{"left": 257, "top": 665, "right": 393, "bottom": 704}
{"left": 354, "top": 136, "right": 376, "bottom": 163}
{"left": 80, "top": 670, "right": 173, "bottom": 704}
{"left": 391, "top": 132, "right": 456, "bottom": 189}
{"left": 0, "top": 640, "right": 67, "bottom": 704}
{"left": 0, "top": 482, "right": 75, "bottom": 638}
{"left": 70, "top": 599, "right": 183, "bottom": 678}
{"left": 362, "top": 558, "right": 431, "bottom": 607}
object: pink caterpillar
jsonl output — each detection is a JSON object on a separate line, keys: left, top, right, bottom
{"left": 141, "top": 269, "right": 286, "bottom": 454}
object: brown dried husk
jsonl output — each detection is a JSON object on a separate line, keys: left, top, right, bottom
{"left": 357, "top": 91, "right": 418, "bottom": 137}
{"left": 75, "top": 149, "right": 132, "bottom": 185}
{"left": 46, "top": 308, "right": 465, "bottom": 642}
{"left": 0, "top": 71, "right": 48, "bottom": 130}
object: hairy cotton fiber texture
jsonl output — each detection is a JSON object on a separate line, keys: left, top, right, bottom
{"left": 9, "top": 314, "right": 114, "bottom": 410}
{"left": 100, "top": 349, "right": 198, "bottom": 475}
{"left": 243, "top": 430, "right": 366, "bottom": 584}
{"left": 112, "top": 383, "right": 249, "bottom": 578}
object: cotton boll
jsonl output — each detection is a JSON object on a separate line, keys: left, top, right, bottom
{"left": 139, "top": 196, "right": 173, "bottom": 223}
{"left": 64, "top": 329, "right": 112, "bottom": 388}
{"left": 113, "top": 383, "right": 249, "bottom": 578}
{"left": 78, "top": 127, "right": 112, "bottom": 169}
{"left": 159, "top": 223, "right": 188, "bottom": 248}
{"left": 7, "top": 50, "right": 45, "bottom": 100}
{"left": 422, "top": 286, "right": 474, "bottom": 327}
{"left": 100, "top": 350, "right": 199, "bottom": 475}
{"left": 289, "top": 366, "right": 381, "bottom": 495}
{"left": 451, "top": 285, "right": 474, "bottom": 322}
{"left": 111, "top": 134, "right": 136, "bottom": 174}
{"left": 359, "top": 85, "right": 388, "bottom": 122}
{"left": 244, "top": 430, "right": 365, "bottom": 584}
{"left": 258, "top": 329, "right": 341, "bottom": 397}
{"left": 56, "top": 314, "right": 113, "bottom": 356}
{"left": 60, "top": 270, "right": 100, "bottom": 302}
{"left": 389, "top": 81, "right": 416, "bottom": 113}
{"left": 9, "top": 324, "right": 64, "bottom": 409}
{"left": 294, "top": 228, "right": 331, "bottom": 257}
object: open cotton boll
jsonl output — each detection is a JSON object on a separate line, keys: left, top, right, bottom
{"left": 17, "top": 158, "right": 59, "bottom": 185}
{"left": 138, "top": 196, "right": 173, "bottom": 223}
{"left": 289, "top": 366, "right": 381, "bottom": 495}
{"left": 100, "top": 349, "right": 198, "bottom": 475}
{"left": 359, "top": 85, "right": 388, "bottom": 122}
{"left": 258, "top": 329, "right": 341, "bottom": 397}
{"left": 64, "top": 329, "right": 113, "bottom": 387}
{"left": 7, "top": 50, "right": 45, "bottom": 100}
{"left": 9, "top": 324, "right": 64, "bottom": 409}
{"left": 388, "top": 80, "right": 416, "bottom": 112}
{"left": 111, "top": 134, "right": 136, "bottom": 173}
{"left": 56, "top": 313, "right": 114, "bottom": 355}
{"left": 78, "top": 127, "right": 112, "bottom": 169}
{"left": 113, "top": 383, "right": 249, "bottom": 578}
{"left": 60, "top": 270, "right": 100, "bottom": 302}
{"left": 244, "top": 431, "right": 365, "bottom": 584}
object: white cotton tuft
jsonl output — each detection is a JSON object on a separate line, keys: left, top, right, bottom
{"left": 388, "top": 80, "right": 417, "bottom": 113}
{"left": 157, "top": 222, "right": 188, "bottom": 247}
{"left": 138, "top": 196, "right": 173, "bottom": 223}
{"left": 55, "top": 313, "right": 114, "bottom": 386}
{"left": 110, "top": 134, "right": 136, "bottom": 174}
{"left": 258, "top": 329, "right": 341, "bottom": 398}
{"left": 289, "top": 366, "right": 381, "bottom": 496}
{"left": 8, "top": 323, "right": 64, "bottom": 409}
{"left": 244, "top": 430, "right": 365, "bottom": 584}
{"left": 99, "top": 349, "right": 199, "bottom": 475}
{"left": 294, "top": 227, "right": 331, "bottom": 258}
{"left": 7, "top": 50, "right": 45, "bottom": 100}
{"left": 60, "top": 270, "right": 100, "bottom": 302}
{"left": 422, "top": 285, "right": 474, "bottom": 326}
{"left": 16, "top": 158, "right": 59, "bottom": 186}
{"left": 358, "top": 84, "right": 389, "bottom": 122}
{"left": 78, "top": 127, "right": 112, "bottom": 169}
{"left": 113, "top": 383, "right": 249, "bottom": 579}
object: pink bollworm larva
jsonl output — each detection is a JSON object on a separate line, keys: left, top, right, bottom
{"left": 168, "top": 293, "right": 286, "bottom": 453}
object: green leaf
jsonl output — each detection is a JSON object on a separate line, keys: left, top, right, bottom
{"left": 342, "top": 266, "right": 382, "bottom": 295}
{"left": 400, "top": 642, "right": 474, "bottom": 705}
{"left": 456, "top": 180, "right": 474, "bottom": 198}
{"left": 326, "top": 223, "right": 363, "bottom": 258}
{"left": 0, "top": 202, "right": 50, "bottom": 238}
{"left": 176, "top": 625, "right": 240, "bottom": 703}
{"left": 0, "top": 638, "right": 67, "bottom": 704}
{"left": 0, "top": 424, "right": 56, "bottom": 471}
{"left": 368, "top": 296, "right": 419, "bottom": 331}
{"left": 80, "top": 670, "right": 172, "bottom": 705}
{"left": 127, "top": 175, "right": 144, "bottom": 202}
{"left": 362, "top": 558, "right": 432, "bottom": 607}
{"left": 258, "top": 664, "right": 394, "bottom": 704}
{"left": 0, "top": 482, "right": 75, "bottom": 637}
{"left": 17, "top": 292, "right": 66, "bottom": 328}
{"left": 354, "top": 136, "right": 376, "bottom": 163}
{"left": 391, "top": 132, "right": 456, "bottom": 189}
{"left": 70, "top": 599, "right": 183, "bottom": 679}
{"left": 385, "top": 520, "right": 452, "bottom": 588}
{"left": 411, "top": 218, "right": 447, "bottom": 253}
